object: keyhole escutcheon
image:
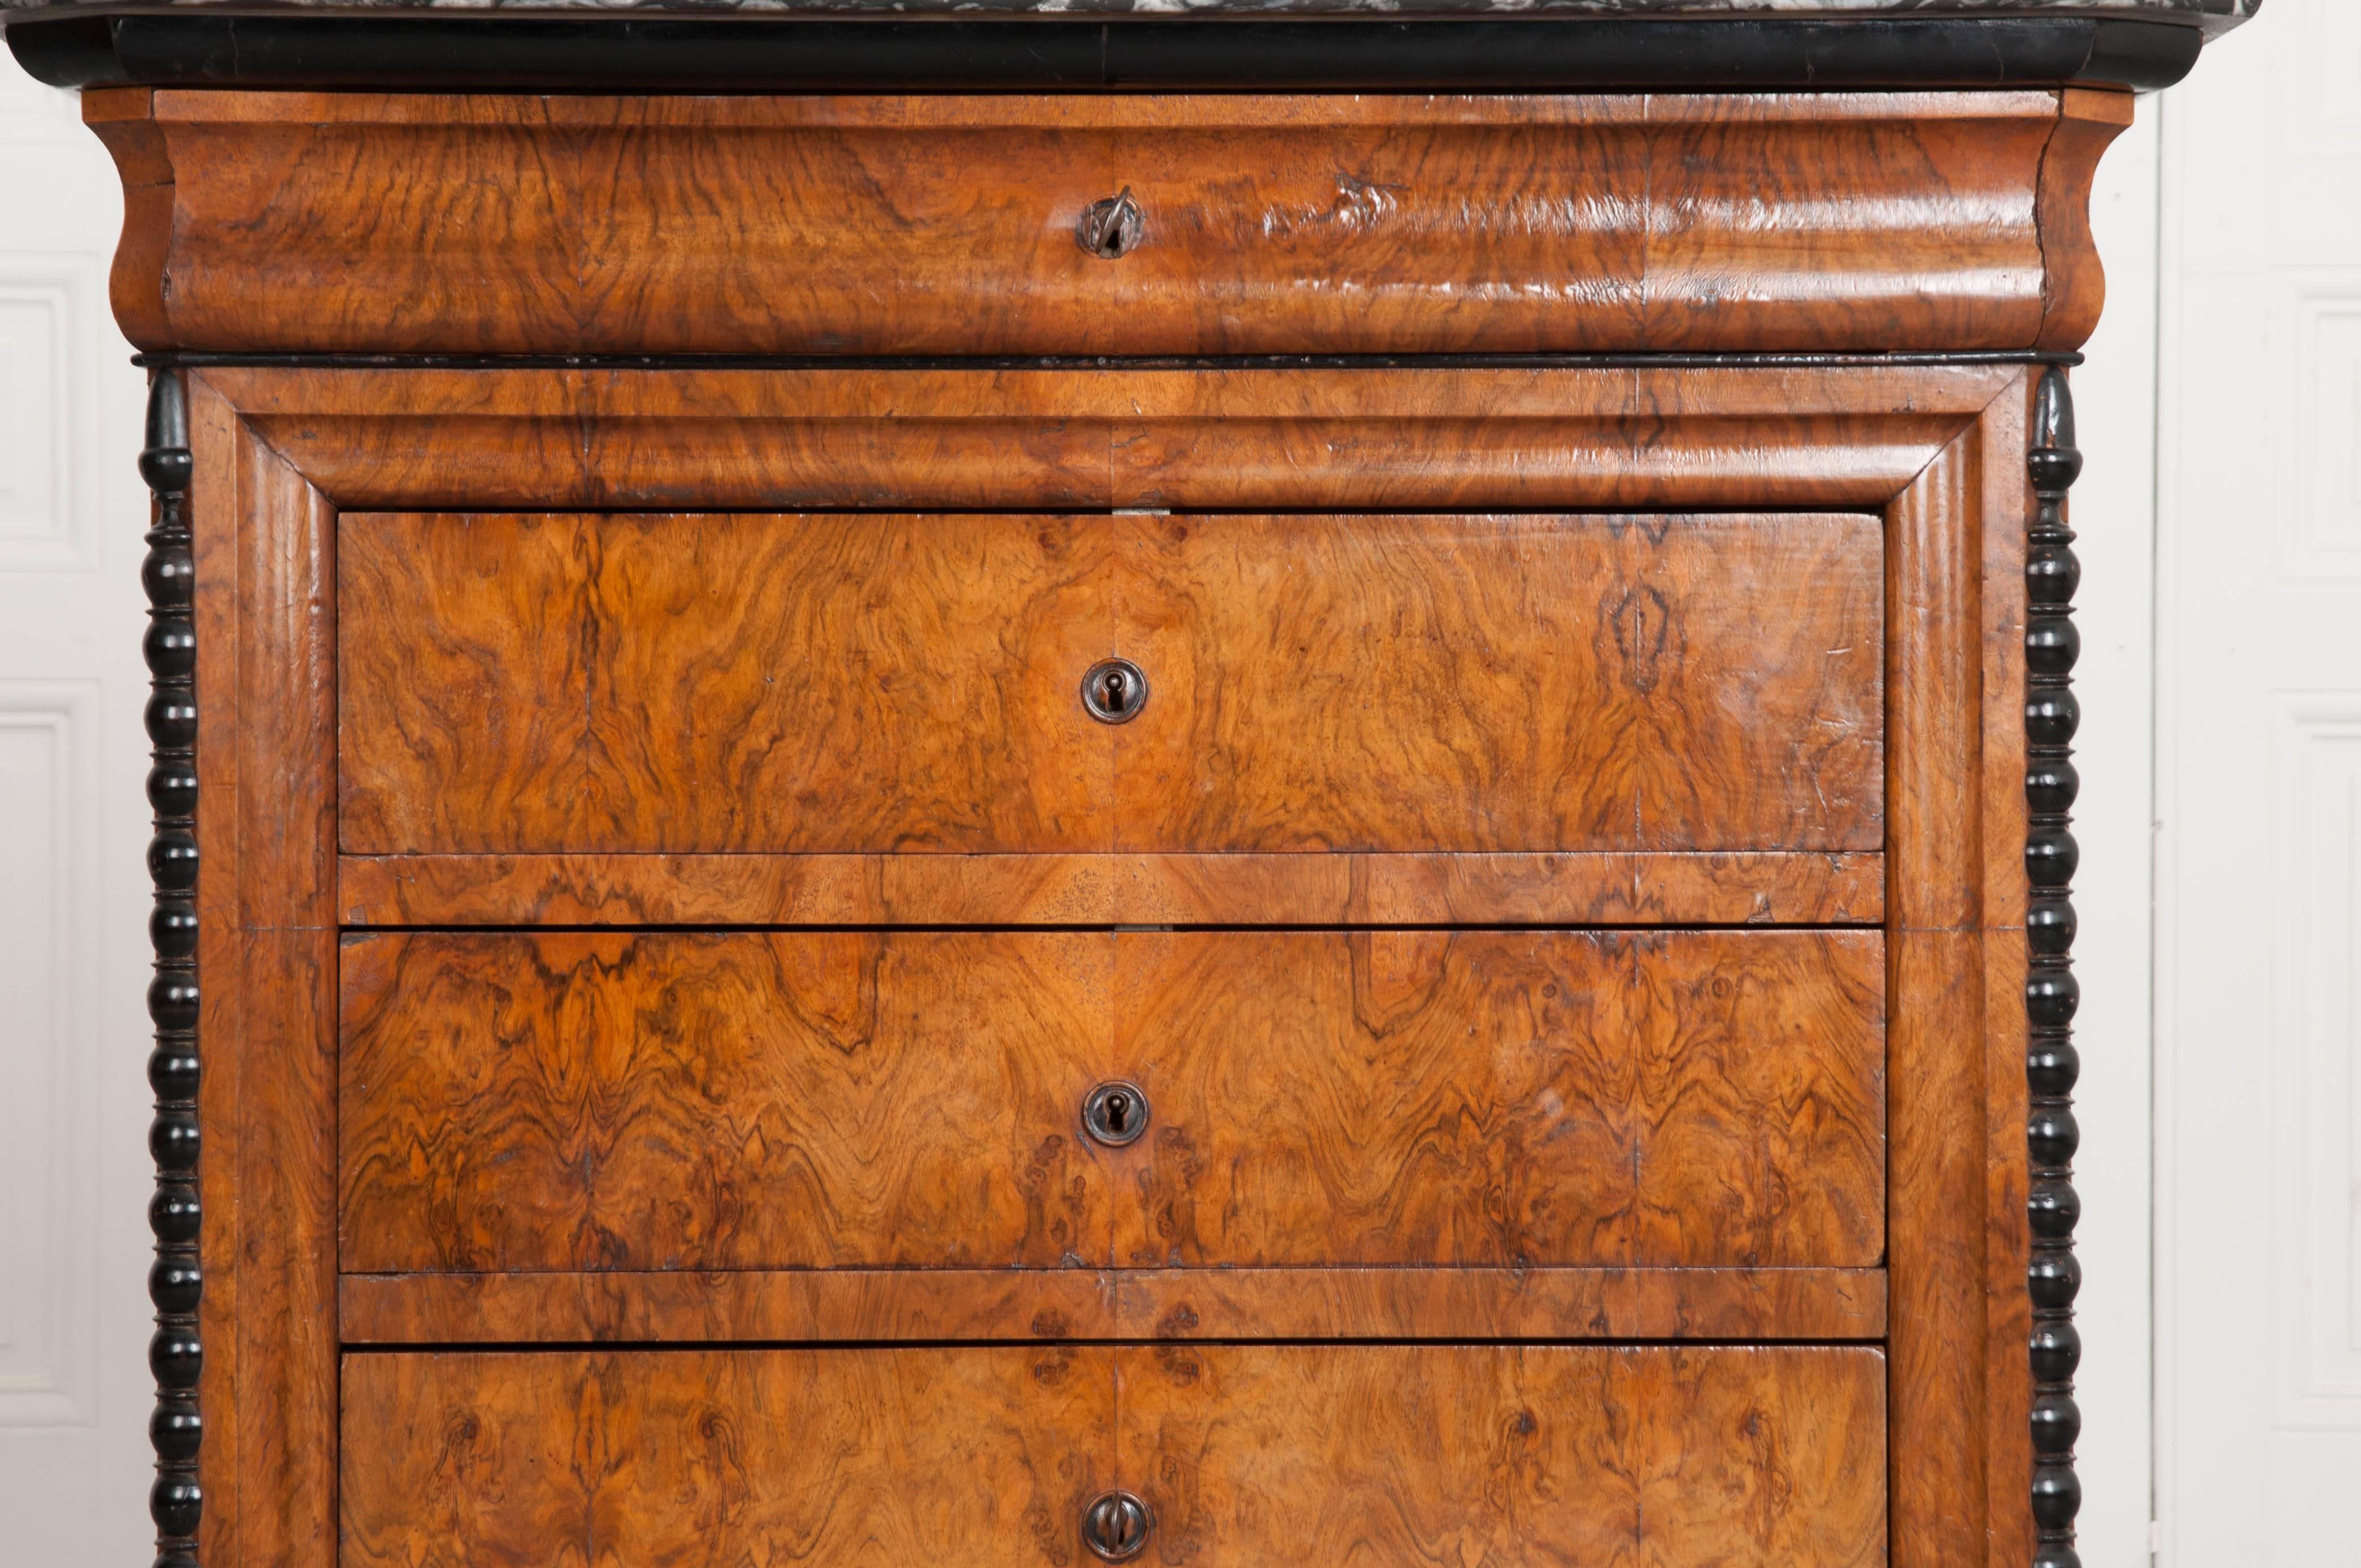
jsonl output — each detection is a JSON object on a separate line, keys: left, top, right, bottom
{"left": 1082, "top": 1081, "right": 1150, "bottom": 1148}
{"left": 1076, "top": 189, "right": 1145, "bottom": 260}
{"left": 1081, "top": 1491, "right": 1153, "bottom": 1562}
{"left": 1081, "top": 659, "right": 1149, "bottom": 724}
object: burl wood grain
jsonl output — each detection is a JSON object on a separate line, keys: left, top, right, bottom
{"left": 338, "top": 512, "right": 1882, "bottom": 857}
{"left": 338, "top": 933, "right": 1112, "bottom": 1273}
{"left": 86, "top": 88, "right": 2116, "bottom": 356}
{"left": 340, "top": 931, "right": 1883, "bottom": 1273}
{"left": 341, "top": 1347, "right": 1880, "bottom": 1568}
{"left": 1123, "top": 1345, "right": 1887, "bottom": 1566}
{"left": 1113, "top": 1265, "right": 1888, "bottom": 1345}
{"left": 1116, "top": 930, "right": 1885, "bottom": 1268}
{"left": 337, "top": 1265, "right": 1889, "bottom": 1346}
{"left": 337, "top": 511, "right": 1111, "bottom": 856}
{"left": 336, "top": 848, "right": 1887, "bottom": 929}
{"left": 340, "top": 1350, "right": 1109, "bottom": 1568}
{"left": 1114, "top": 511, "right": 1882, "bottom": 852}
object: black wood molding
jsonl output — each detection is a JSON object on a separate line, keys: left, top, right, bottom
{"left": 6, "top": 8, "right": 2206, "bottom": 92}
{"left": 141, "top": 368, "right": 202, "bottom": 1568}
{"left": 2025, "top": 364, "right": 2085, "bottom": 1568}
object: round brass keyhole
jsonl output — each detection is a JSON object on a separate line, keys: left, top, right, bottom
{"left": 1081, "top": 1490, "right": 1153, "bottom": 1562}
{"left": 1082, "top": 1081, "right": 1149, "bottom": 1148}
{"left": 1081, "top": 659, "right": 1149, "bottom": 724}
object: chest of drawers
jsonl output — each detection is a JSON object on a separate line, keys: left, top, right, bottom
{"left": 3, "top": 2, "right": 2257, "bottom": 1561}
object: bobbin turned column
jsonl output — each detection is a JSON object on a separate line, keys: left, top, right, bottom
{"left": 140, "top": 369, "right": 202, "bottom": 1568}
{"left": 2025, "top": 365, "right": 2086, "bottom": 1568}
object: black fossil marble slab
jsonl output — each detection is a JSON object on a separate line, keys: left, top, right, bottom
{"left": 3, "top": 0, "right": 2258, "bottom": 90}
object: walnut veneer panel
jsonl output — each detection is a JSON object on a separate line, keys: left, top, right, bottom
{"left": 86, "top": 89, "right": 2123, "bottom": 355}
{"left": 338, "top": 930, "right": 1885, "bottom": 1273}
{"left": 337, "top": 849, "right": 1886, "bottom": 927}
{"left": 337, "top": 1265, "right": 1889, "bottom": 1344}
{"left": 337, "top": 511, "right": 1111, "bottom": 856}
{"left": 339, "top": 1347, "right": 1883, "bottom": 1568}
{"left": 337, "top": 512, "right": 1883, "bottom": 857}
{"left": 1113, "top": 511, "right": 1883, "bottom": 853}
{"left": 339, "top": 1349, "right": 1110, "bottom": 1568}
{"left": 1122, "top": 1345, "right": 1886, "bottom": 1566}
{"left": 338, "top": 932, "right": 1112, "bottom": 1273}
{"left": 1112, "top": 929, "right": 1885, "bottom": 1268}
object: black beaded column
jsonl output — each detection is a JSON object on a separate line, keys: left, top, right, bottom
{"left": 2024, "top": 365, "right": 2084, "bottom": 1568}
{"left": 141, "top": 370, "right": 203, "bottom": 1568}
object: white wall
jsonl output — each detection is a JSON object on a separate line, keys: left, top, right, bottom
{"left": 2069, "top": 88, "right": 2165, "bottom": 1568}
{"left": 0, "top": 47, "right": 165, "bottom": 1568}
{"left": 2153, "top": 3, "right": 2361, "bottom": 1561}
{"left": 2022, "top": 15, "right": 2361, "bottom": 1558}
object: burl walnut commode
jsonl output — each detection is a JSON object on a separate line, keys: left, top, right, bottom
{"left": 0, "top": 1, "right": 2255, "bottom": 1564}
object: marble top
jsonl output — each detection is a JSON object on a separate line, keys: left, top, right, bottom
{"left": 0, "top": 0, "right": 2265, "bottom": 28}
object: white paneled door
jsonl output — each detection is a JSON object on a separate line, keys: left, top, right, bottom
{"left": 2157, "top": 2, "right": 2361, "bottom": 1562}
{"left": 0, "top": 49, "right": 165, "bottom": 1568}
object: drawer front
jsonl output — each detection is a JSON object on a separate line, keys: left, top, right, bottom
{"left": 1131, "top": 1345, "right": 1886, "bottom": 1566}
{"left": 340, "top": 1346, "right": 1885, "bottom": 1567}
{"left": 340, "top": 1349, "right": 1108, "bottom": 1568}
{"left": 338, "top": 930, "right": 1884, "bottom": 1272}
{"left": 121, "top": 93, "right": 2076, "bottom": 358}
{"left": 338, "top": 511, "right": 1883, "bottom": 856}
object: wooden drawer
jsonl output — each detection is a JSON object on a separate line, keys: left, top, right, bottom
{"left": 106, "top": 92, "right": 2080, "bottom": 359}
{"left": 337, "top": 511, "right": 1883, "bottom": 857}
{"left": 341, "top": 1345, "right": 1885, "bottom": 1567}
{"left": 338, "top": 929, "right": 1885, "bottom": 1273}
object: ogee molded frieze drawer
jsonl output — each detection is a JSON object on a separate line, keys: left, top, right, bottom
{"left": 93, "top": 89, "right": 2102, "bottom": 358}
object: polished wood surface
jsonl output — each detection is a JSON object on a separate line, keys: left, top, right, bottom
{"left": 202, "top": 362, "right": 2007, "bottom": 513}
{"left": 338, "top": 512, "right": 1883, "bottom": 856}
{"left": 187, "top": 378, "right": 339, "bottom": 1568}
{"left": 2036, "top": 90, "right": 2140, "bottom": 350}
{"left": 337, "top": 511, "right": 1107, "bottom": 855}
{"left": 1112, "top": 930, "right": 1884, "bottom": 1268}
{"left": 338, "top": 1265, "right": 1889, "bottom": 1345}
{"left": 341, "top": 1346, "right": 1883, "bottom": 1567}
{"left": 1125, "top": 1345, "right": 1886, "bottom": 1566}
{"left": 337, "top": 848, "right": 1886, "bottom": 928}
{"left": 341, "top": 1349, "right": 1109, "bottom": 1568}
{"left": 1980, "top": 375, "right": 2040, "bottom": 1564}
{"left": 1114, "top": 512, "right": 1881, "bottom": 853}
{"left": 1885, "top": 429, "right": 1996, "bottom": 1568}
{"left": 87, "top": 88, "right": 2120, "bottom": 356}
{"left": 339, "top": 930, "right": 1884, "bottom": 1272}
{"left": 1121, "top": 1265, "right": 1888, "bottom": 1345}
{"left": 337, "top": 932, "right": 1107, "bottom": 1274}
